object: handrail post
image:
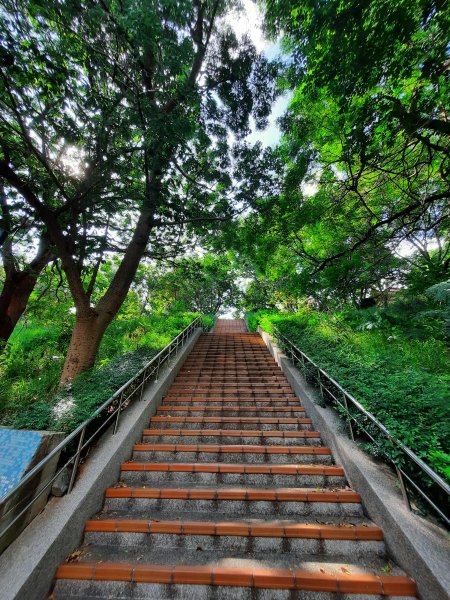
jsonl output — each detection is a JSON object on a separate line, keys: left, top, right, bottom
{"left": 113, "top": 391, "right": 124, "bottom": 434}
{"left": 155, "top": 354, "right": 162, "bottom": 382}
{"left": 68, "top": 426, "right": 86, "bottom": 493}
{"left": 139, "top": 369, "right": 147, "bottom": 401}
{"left": 317, "top": 368, "right": 325, "bottom": 402}
{"left": 396, "top": 466, "right": 412, "bottom": 511}
{"left": 342, "top": 391, "right": 355, "bottom": 441}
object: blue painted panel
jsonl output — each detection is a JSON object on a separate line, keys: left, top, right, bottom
{"left": 0, "top": 429, "right": 42, "bottom": 499}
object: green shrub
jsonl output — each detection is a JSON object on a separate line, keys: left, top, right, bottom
{"left": 247, "top": 308, "right": 450, "bottom": 483}
{"left": 0, "top": 309, "right": 200, "bottom": 432}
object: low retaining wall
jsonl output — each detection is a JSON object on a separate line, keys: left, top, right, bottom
{"left": 0, "top": 429, "right": 64, "bottom": 553}
{"left": 259, "top": 327, "right": 450, "bottom": 600}
{"left": 0, "top": 329, "right": 201, "bottom": 600}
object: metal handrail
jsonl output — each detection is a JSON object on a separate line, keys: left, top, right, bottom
{"left": 271, "top": 326, "right": 450, "bottom": 527}
{"left": 0, "top": 316, "right": 203, "bottom": 547}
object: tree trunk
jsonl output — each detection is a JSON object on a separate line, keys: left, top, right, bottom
{"left": 59, "top": 313, "right": 109, "bottom": 383}
{"left": 0, "top": 272, "right": 43, "bottom": 343}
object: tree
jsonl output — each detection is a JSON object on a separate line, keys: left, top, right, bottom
{"left": 146, "top": 254, "right": 242, "bottom": 315}
{"left": 0, "top": 0, "right": 277, "bottom": 382}
{"left": 264, "top": 0, "right": 450, "bottom": 272}
{"left": 0, "top": 185, "right": 54, "bottom": 343}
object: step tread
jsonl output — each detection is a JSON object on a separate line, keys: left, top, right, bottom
{"left": 150, "top": 416, "right": 310, "bottom": 423}
{"left": 105, "top": 486, "right": 361, "bottom": 502}
{"left": 134, "top": 443, "right": 331, "bottom": 454}
{"left": 85, "top": 519, "right": 383, "bottom": 540}
{"left": 143, "top": 429, "right": 318, "bottom": 437}
{"left": 55, "top": 562, "right": 416, "bottom": 596}
{"left": 121, "top": 462, "right": 344, "bottom": 475}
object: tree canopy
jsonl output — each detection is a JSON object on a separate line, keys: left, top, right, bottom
{"left": 0, "top": 0, "right": 277, "bottom": 380}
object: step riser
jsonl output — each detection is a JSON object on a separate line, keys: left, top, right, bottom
{"left": 84, "top": 532, "right": 385, "bottom": 557}
{"left": 184, "top": 358, "right": 276, "bottom": 362}
{"left": 178, "top": 370, "right": 282, "bottom": 375}
{"left": 162, "top": 400, "right": 300, "bottom": 406}
{"left": 165, "top": 393, "right": 297, "bottom": 398}
{"left": 105, "top": 498, "right": 363, "bottom": 517}
{"left": 142, "top": 435, "right": 321, "bottom": 445}
{"left": 120, "top": 471, "right": 347, "bottom": 487}
{"left": 156, "top": 410, "right": 307, "bottom": 417}
{"left": 167, "top": 394, "right": 291, "bottom": 403}
{"left": 132, "top": 451, "right": 333, "bottom": 464}
{"left": 173, "top": 378, "right": 288, "bottom": 383}
{"left": 148, "top": 422, "right": 312, "bottom": 431}
{"left": 169, "top": 384, "right": 292, "bottom": 389}
{"left": 53, "top": 581, "right": 417, "bottom": 600}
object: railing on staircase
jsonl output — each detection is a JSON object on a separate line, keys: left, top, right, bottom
{"left": 0, "top": 316, "right": 203, "bottom": 550}
{"left": 272, "top": 326, "right": 450, "bottom": 528}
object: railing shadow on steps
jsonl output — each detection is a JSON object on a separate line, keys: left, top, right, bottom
{"left": 0, "top": 316, "right": 204, "bottom": 552}
{"left": 270, "top": 326, "right": 450, "bottom": 529}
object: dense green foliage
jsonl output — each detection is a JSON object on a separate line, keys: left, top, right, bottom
{"left": 0, "top": 256, "right": 221, "bottom": 431}
{"left": 0, "top": 0, "right": 278, "bottom": 382}
{"left": 247, "top": 306, "right": 450, "bottom": 482}
{"left": 0, "top": 0, "right": 448, "bottom": 518}
{"left": 144, "top": 253, "right": 243, "bottom": 315}
{"left": 262, "top": 0, "right": 450, "bottom": 278}
{"left": 0, "top": 301, "right": 201, "bottom": 431}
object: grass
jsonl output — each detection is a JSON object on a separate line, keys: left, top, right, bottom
{"left": 0, "top": 308, "right": 214, "bottom": 432}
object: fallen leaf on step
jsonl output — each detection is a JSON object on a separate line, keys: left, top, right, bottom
{"left": 67, "top": 550, "right": 82, "bottom": 563}
{"left": 341, "top": 567, "right": 351, "bottom": 574}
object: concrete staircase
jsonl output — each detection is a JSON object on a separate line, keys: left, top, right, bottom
{"left": 53, "top": 319, "right": 417, "bottom": 599}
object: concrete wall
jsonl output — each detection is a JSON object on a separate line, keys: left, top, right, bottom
{"left": 258, "top": 327, "right": 450, "bottom": 600}
{"left": 0, "top": 329, "right": 201, "bottom": 600}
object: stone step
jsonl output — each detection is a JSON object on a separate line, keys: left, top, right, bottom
{"left": 54, "top": 561, "right": 416, "bottom": 600}
{"left": 157, "top": 406, "right": 306, "bottom": 414}
{"left": 132, "top": 443, "right": 333, "bottom": 464}
{"left": 149, "top": 416, "right": 313, "bottom": 431}
{"left": 104, "top": 486, "right": 363, "bottom": 517}
{"left": 177, "top": 376, "right": 284, "bottom": 381}
{"left": 165, "top": 392, "right": 298, "bottom": 399}
{"left": 163, "top": 397, "right": 300, "bottom": 404}
{"left": 170, "top": 382, "right": 291, "bottom": 388}
{"left": 155, "top": 410, "right": 307, "bottom": 418}
{"left": 182, "top": 361, "right": 278, "bottom": 367}
{"left": 83, "top": 518, "right": 385, "bottom": 556}
{"left": 178, "top": 365, "right": 283, "bottom": 376}
{"left": 120, "top": 462, "right": 346, "bottom": 487}
{"left": 166, "top": 389, "right": 294, "bottom": 397}
{"left": 141, "top": 430, "right": 321, "bottom": 445}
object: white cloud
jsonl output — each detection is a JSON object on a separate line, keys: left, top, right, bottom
{"left": 246, "top": 94, "right": 290, "bottom": 148}
{"left": 228, "top": 0, "right": 265, "bottom": 52}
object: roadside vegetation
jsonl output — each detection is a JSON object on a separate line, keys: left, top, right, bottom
{"left": 246, "top": 296, "right": 450, "bottom": 483}
{"left": 1, "top": 0, "right": 449, "bottom": 501}
{"left": 0, "top": 257, "right": 220, "bottom": 432}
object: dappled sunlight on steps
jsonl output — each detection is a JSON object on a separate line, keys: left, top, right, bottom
{"left": 53, "top": 319, "right": 417, "bottom": 599}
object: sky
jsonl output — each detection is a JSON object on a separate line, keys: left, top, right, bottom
{"left": 220, "top": 2, "right": 288, "bottom": 318}
{"left": 227, "top": 0, "right": 290, "bottom": 149}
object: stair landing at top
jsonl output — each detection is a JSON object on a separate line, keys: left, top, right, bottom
{"left": 213, "top": 318, "right": 247, "bottom": 334}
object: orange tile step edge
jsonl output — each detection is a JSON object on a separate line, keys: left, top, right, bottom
{"left": 121, "top": 462, "right": 344, "bottom": 475}
{"left": 142, "top": 429, "right": 318, "bottom": 437}
{"left": 55, "top": 563, "right": 416, "bottom": 595}
{"left": 85, "top": 519, "right": 383, "bottom": 540}
{"left": 133, "top": 443, "right": 331, "bottom": 454}
{"left": 104, "top": 487, "right": 361, "bottom": 502}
